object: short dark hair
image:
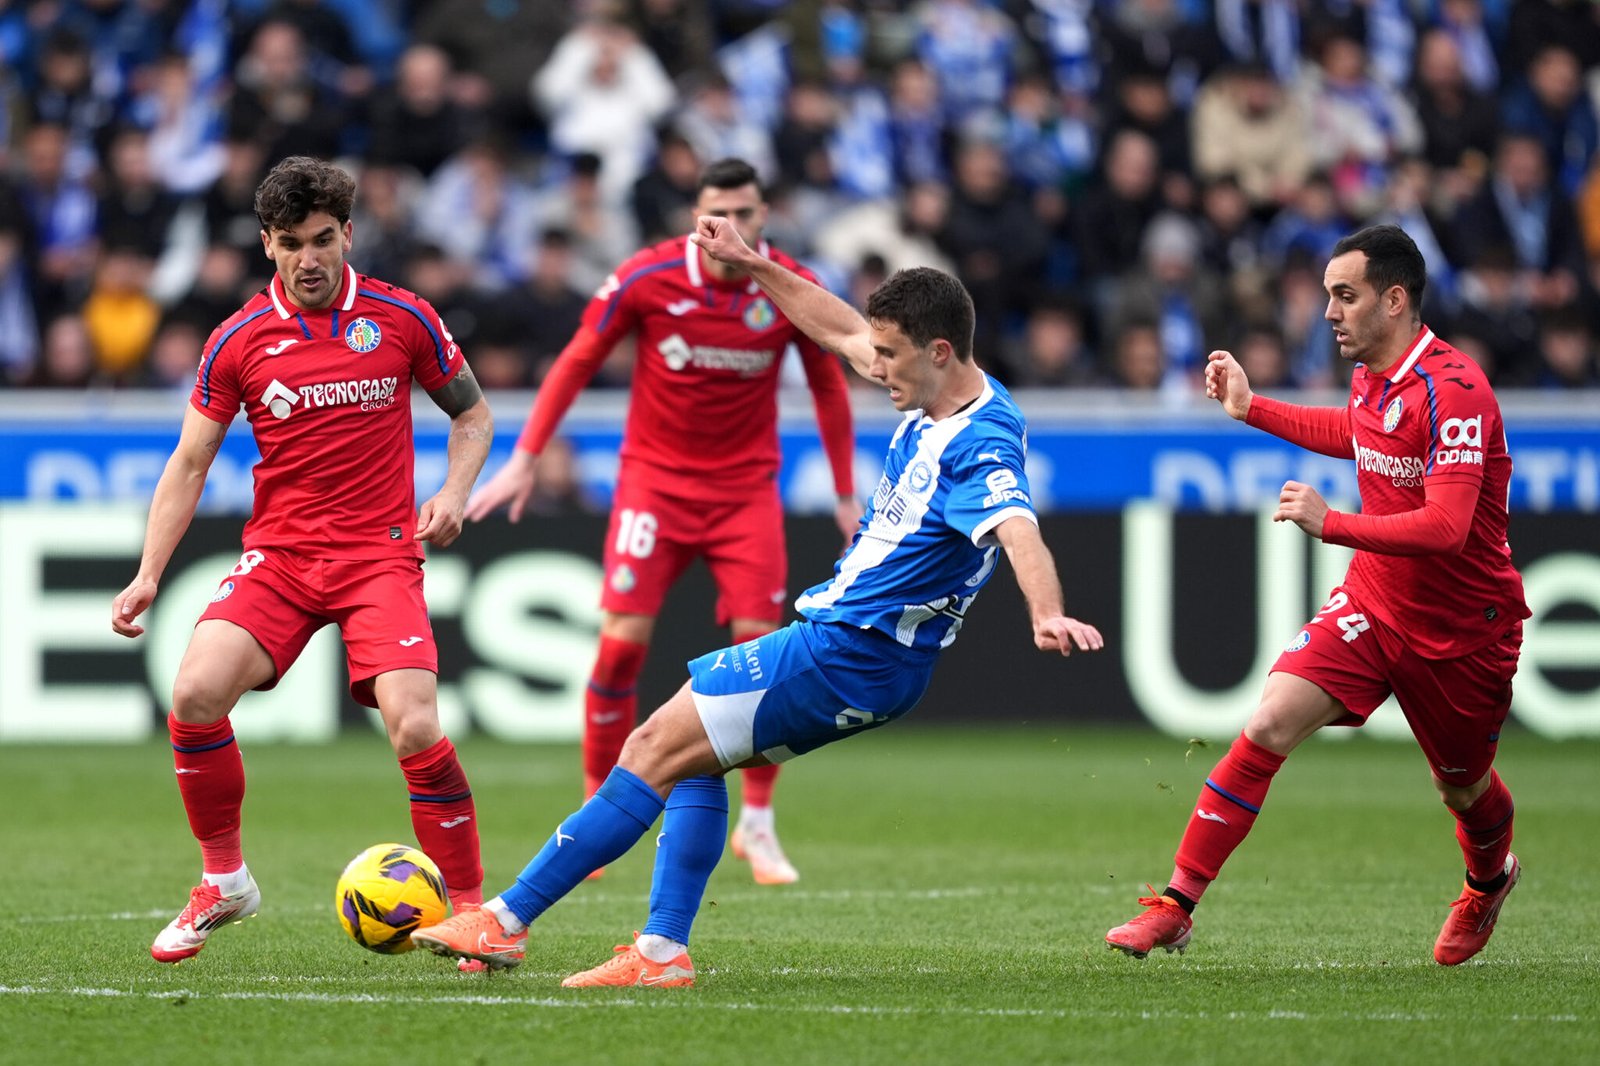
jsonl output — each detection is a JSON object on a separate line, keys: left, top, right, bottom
{"left": 254, "top": 156, "right": 356, "bottom": 232}
{"left": 1332, "top": 223, "right": 1426, "bottom": 315}
{"left": 697, "top": 158, "right": 761, "bottom": 196}
{"left": 865, "top": 267, "right": 976, "bottom": 362}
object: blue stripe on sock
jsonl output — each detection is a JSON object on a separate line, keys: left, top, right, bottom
{"left": 408, "top": 790, "right": 473, "bottom": 804}
{"left": 1204, "top": 778, "right": 1262, "bottom": 814}
{"left": 498, "top": 767, "right": 664, "bottom": 925}
{"left": 587, "top": 680, "right": 635, "bottom": 700}
{"left": 171, "top": 735, "right": 236, "bottom": 754}
{"left": 643, "top": 776, "right": 728, "bottom": 947}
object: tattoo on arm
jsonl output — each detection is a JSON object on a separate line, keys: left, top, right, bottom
{"left": 429, "top": 363, "right": 484, "bottom": 419}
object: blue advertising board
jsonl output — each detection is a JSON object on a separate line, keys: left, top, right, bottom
{"left": 2, "top": 391, "right": 1596, "bottom": 513}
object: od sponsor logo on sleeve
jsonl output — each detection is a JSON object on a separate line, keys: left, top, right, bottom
{"left": 1435, "top": 415, "right": 1484, "bottom": 467}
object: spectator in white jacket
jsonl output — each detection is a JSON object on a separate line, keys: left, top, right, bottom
{"left": 533, "top": 18, "right": 676, "bottom": 205}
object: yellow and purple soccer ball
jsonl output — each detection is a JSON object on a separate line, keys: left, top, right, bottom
{"left": 335, "top": 843, "right": 448, "bottom": 954}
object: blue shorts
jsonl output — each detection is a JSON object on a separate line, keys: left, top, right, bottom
{"left": 687, "top": 621, "right": 939, "bottom": 767}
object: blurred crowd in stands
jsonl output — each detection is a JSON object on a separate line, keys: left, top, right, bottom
{"left": 0, "top": 0, "right": 1597, "bottom": 396}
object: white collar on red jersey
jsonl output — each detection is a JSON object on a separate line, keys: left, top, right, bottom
{"left": 1384, "top": 326, "right": 1436, "bottom": 383}
{"left": 686, "top": 236, "right": 769, "bottom": 294}
{"left": 270, "top": 262, "right": 359, "bottom": 319}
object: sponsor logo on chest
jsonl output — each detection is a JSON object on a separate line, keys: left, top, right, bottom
{"left": 656, "top": 332, "right": 777, "bottom": 376}
{"left": 259, "top": 374, "right": 400, "bottom": 419}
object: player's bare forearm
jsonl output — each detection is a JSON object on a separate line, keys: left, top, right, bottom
{"left": 996, "top": 516, "right": 1064, "bottom": 621}
{"left": 115, "top": 408, "right": 225, "bottom": 635}
{"left": 439, "top": 397, "right": 494, "bottom": 508}
{"left": 995, "top": 516, "right": 1105, "bottom": 656}
{"left": 691, "top": 216, "right": 875, "bottom": 374}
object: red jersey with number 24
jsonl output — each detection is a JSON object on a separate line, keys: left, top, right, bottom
{"left": 1340, "top": 327, "right": 1528, "bottom": 657}
{"left": 189, "top": 264, "right": 465, "bottom": 559}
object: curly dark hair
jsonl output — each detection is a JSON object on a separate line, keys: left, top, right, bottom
{"left": 864, "top": 267, "right": 976, "bottom": 362}
{"left": 254, "top": 156, "right": 356, "bottom": 233}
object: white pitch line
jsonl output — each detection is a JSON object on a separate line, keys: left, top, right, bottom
{"left": 0, "top": 985, "right": 1584, "bottom": 1024}
{"left": 6, "top": 885, "right": 1050, "bottom": 925}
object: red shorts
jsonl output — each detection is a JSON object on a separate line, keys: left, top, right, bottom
{"left": 198, "top": 548, "right": 436, "bottom": 708}
{"left": 1270, "top": 585, "right": 1522, "bottom": 785}
{"left": 600, "top": 475, "right": 787, "bottom": 626}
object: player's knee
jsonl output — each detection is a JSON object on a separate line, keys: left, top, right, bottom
{"left": 1240, "top": 711, "right": 1299, "bottom": 756}
{"left": 385, "top": 707, "right": 442, "bottom": 759}
{"left": 169, "top": 672, "right": 234, "bottom": 724}
{"left": 1433, "top": 772, "right": 1489, "bottom": 812}
{"left": 617, "top": 719, "right": 682, "bottom": 791}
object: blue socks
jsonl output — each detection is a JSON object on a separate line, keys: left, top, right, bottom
{"left": 498, "top": 767, "right": 664, "bottom": 925}
{"left": 643, "top": 775, "right": 728, "bottom": 946}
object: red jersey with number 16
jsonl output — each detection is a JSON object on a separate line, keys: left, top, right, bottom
{"left": 189, "top": 263, "right": 465, "bottom": 559}
{"left": 576, "top": 235, "right": 848, "bottom": 499}
{"left": 1340, "top": 327, "right": 1528, "bottom": 657}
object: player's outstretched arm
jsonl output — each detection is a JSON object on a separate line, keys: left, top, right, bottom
{"left": 419, "top": 363, "right": 493, "bottom": 548}
{"left": 113, "top": 405, "right": 229, "bottom": 638}
{"left": 1209, "top": 349, "right": 1354, "bottom": 458}
{"left": 689, "top": 215, "right": 876, "bottom": 377}
{"left": 994, "top": 516, "right": 1104, "bottom": 657}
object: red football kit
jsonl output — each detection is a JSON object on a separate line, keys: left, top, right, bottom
{"left": 516, "top": 236, "right": 855, "bottom": 624}
{"left": 188, "top": 263, "right": 465, "bottom": 703}
{"left": 1249, "top": 326, "right": 1529, "bottom": 782}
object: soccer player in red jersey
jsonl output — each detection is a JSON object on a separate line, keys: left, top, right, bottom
{"left": 1106, "top": 225, "right": 1530, "bottom": 965}
{"left": 111, "top": 157, "right": 494, "bottom": 965}
{"left": 465, "top": 158, "right": 859, "bottom": 885}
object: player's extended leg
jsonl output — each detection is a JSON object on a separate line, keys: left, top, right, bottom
{"left": 151, "top": 619, "right": 274, "bottom": 963}
{"left": 1433, "top": 768, "right": 1518, "bottom": 965}
{"left": 726, "top": 618, "right": 797, "bottom": 884}
{"left": 1106, "top": 672, "right": 1346, "bottom": 958}
{"left": 370, "top": 668, "right": 483, "bottom": 912}
{"left": 411, "top": 684, "right": 722, "bottom": 970}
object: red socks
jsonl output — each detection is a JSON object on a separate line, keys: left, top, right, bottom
{"left": 582, "top": 635, "right": 649, "bottom": 797}
{"left": 740, "top": 763, "right": 779, "bottom": 808}
{"left": 1452, "top": 770, "right": 1514, "bottom": 884}
{"left": 400, "top": 737, "right": 483, "bottom": 906}
{"left": 1169, "top": 734, "right": 1286, "bottom": 903}
{"left": 168, "top": 712, "right": 246, "bottom": 873}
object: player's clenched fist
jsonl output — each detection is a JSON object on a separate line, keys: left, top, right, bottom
{"left": 415, "top": 493, "right": 467, "bottom": 547}
{"left": 1273, "top": 479, "right": 1329, "bottom": 539}
{"left": 1204, "top": 350, "right": 1254, "bottom": 421}
{"left": 689, "top": 215, "right": 753, "bottom": 267}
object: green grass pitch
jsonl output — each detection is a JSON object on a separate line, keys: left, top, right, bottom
{"left": 3, "top": 726, "right": 1596, "bottom": 1065}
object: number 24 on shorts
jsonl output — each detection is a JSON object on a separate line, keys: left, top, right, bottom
{"left": 1311, "top": 591, "right": 1371, "bottom": 643}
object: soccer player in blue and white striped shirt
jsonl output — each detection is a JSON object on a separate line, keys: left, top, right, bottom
{"left": 412, "top": 216, "right": 1104, "bottom": 986}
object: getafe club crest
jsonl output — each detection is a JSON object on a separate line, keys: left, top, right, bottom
{"left": 742, "top": 297, "right": 775, "bottom": 331}
{"left": 1382, "top": 397, "right": 1404, "bottom": 433}
{"left": 345, "top": 317, "right": 382, "bottom": 353}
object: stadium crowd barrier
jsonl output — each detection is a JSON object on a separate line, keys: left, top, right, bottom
{"left": 2, "top": 390, "right": 1595, "bottom": 743}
